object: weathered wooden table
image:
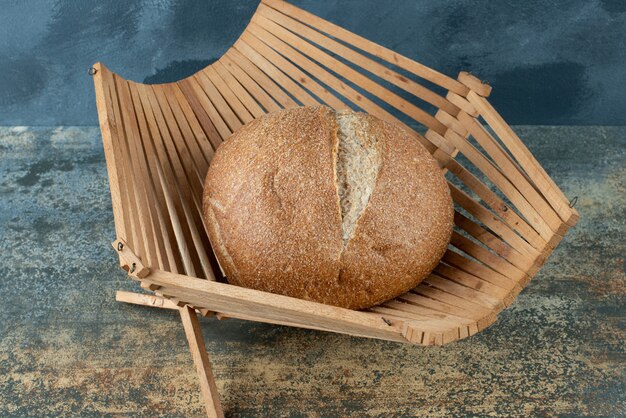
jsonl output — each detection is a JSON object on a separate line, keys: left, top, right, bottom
{"left": 0, "top": 125, "right": 624, "bottom": 416}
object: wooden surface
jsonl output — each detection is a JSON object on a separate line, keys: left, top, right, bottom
{"left": 0, "top": 125, "right": 623, "bottom": 416}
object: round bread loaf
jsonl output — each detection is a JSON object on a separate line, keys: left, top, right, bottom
{"left": 203, "top": 106, "right": 453, "bottom": 310}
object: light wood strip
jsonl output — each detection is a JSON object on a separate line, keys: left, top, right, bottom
{"left": 446, "top": 91, "right": 478, "bottom": 117}
{"left": 395, "top": 292, "right": 484, "bottom": 321}
{"left": 450, "top": 231, "right": 528, "bottom": 282}
{"left": 162, "top": 84, "right": 210, "bottom": 178}
{"left": 425, "top": 274, "right": 502, "bottom": 309}
{"left": 456, "top": 113, "right": 568, "bottom": 236}
{"left": 241, "top": 28, "right": 347, "bottom": 110}
{"left": 92, "top": 64, "right": 127, "bottom": 240}
{"left": 252, "top": 14, "right": 447, "bottom": 135}
{"left": 445, "top": 128, "right": 561, "bottom": 242}
{"left": 136, "top": 83, "right": 200, "bottom": 277}
{"left": 179, "top": 76, "right": 231, "bottom": 144}
{"left": 213, "top": 60, "right": 266, "bottom": 118}
{"left": 434, "top": 262, "right": 512, "bottom": 298}
{"left": 261, "top": 0, "right": 469, "bottom": 95}
{"left": 457, "top": 71, "right": 492, "bottom": 97}
{"left": 381, "top": 300, "right": 474, "bottom": 326}
{"left": 116, "top": 290, "right": 180, "bottom": 310}
{"left": 454, "top": 211, "right": 537, "bottom": 272}
{"left": 150, "top": 85, "right": 215, "bottom": 280}
{"left": 116, "top": 77, "right": 169, "bottom": 270}
{"left": 412, "top": 283, "right": 494, "bottom": 315}
{"left": 467, "top": 92, "right": 578, "bottom": 225}
{"left": 219, "top": 54, "right": 282, "bottom": 113}
{"left": 244, "top": 22, "right": 437, "bottom": 154}
{"left": 225, "top": 48, "right": 298, "bottom": 109}
{"left": 127, "top": 81, "right": 180, "bottom": 273}
{"left": 234, "top": 39, "right": 320, "bottom": 106}
{"left": 141, "top": 270, "right": 407, "bottom": 343}
{"left": 108, "top": 73, "right": 146, "bottom": 261}
{"left": 445, "top": 157, "right": 548, "bottom": 254}
{"left": 151, "top": 86, "right": 204, "bottom": 198}
{"left": 194, "top": 71, "right": 243, "bottom": 133}
{"left": 169, "top": 83, "right": 214, "bottom": 166}
{"left": 442, "top": 249, "right": 522, "bottom": 293}
{"left": 205, "top": 65, "right": 254, "bottom": 124}
{"left": 257, "top": 3, "right": 460, "bottom": 116}
{"left": 103, "top": 70, "right": 136, "bottom": 250}
{"left": 436, "top": 109, "right": 468, "bottom": 138}
{"left": 448, "top": 182, "right": 546, "bottom": 261}
{"left": 176, "top": 79, "right": 223, "bottom": 153}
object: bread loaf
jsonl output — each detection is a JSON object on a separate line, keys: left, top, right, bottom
{"left": 203, "top": 106, "right": 453, "bottom": 310}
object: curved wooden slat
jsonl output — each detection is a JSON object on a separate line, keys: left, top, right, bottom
{"left": 260, "top": 0, "right": 469, "bottom": 96}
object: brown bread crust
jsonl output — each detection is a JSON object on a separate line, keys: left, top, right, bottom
{"left": 203, "top": 106, "right": 453, "bottom": 310}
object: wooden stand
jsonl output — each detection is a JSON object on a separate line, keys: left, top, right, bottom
{"left": 95, "top": 0, "right": 579, "bottom": 414}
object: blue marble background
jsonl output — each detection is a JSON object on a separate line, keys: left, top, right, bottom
{"left": 1, "top": 0, "right": 624, "bottom": 125}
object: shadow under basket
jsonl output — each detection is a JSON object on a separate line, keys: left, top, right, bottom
{"left": 92, "top": 0, "right": 579, "bottom": 415}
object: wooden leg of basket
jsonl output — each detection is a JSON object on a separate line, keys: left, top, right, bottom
{"left": 179, "top": 305, "right": 224, "bottom": 418}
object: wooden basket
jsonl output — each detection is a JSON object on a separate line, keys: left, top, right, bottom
{"left": 92, "top": 0, "right": 578, "bottom": 414}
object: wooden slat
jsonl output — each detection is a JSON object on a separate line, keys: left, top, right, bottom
{"left": 212, "top": 60, "right": 266, "bottom": 118}
{"left": 445, "top": 157, "right": 548, "bottom": 254}
{"left": 370, "top": 305, "right": 467, "bottom": 332}
{"left": 252, "top": 14, "right": 447, "bottom": 135}
{"left": 448, "top": 183, "right": 545, "bottom": 262}
{"left": 225, "top": 48, "right": 298, "bottom": 109}
{"left": 179, "top": 76, "right": 232, "bottom": 143}
{"left": 128, "top": 82, "right": 182, "bottom": 274}
{"left": 141, "top": 270, "right": 407, "bottom": 343}
{"left": 450, "top": 231, "right": 528, "bottom": 283}
{"left": 380, "top": 300, "right": 474, "bottom": 327}
{"left": 442, "top": 249, "right": 522, "bottom": 295}
{"left": 162, "top": 84, "right": 210, "bottom": 177}
{"left": 234, "top": 39, "right": 320, "bottom": 106}
{"left": 205, "top": 65, "right": 255, "bottom": 124}
{"left": 116, "top": 290, "right": 180, "bottom": 310}
{"left": 176, "top": 80, "right": 224, "bottom": 154}
{"left": 457, "top": 71, "right": 492, "bottom": 97}
{"left": 219, "top": 54, "right": 282, "bottom": 113}
{"left": 116, "top": 77, "right": 169, "bottom": 270}
{"left": 446, "top": 91, "right": 478, "bottom": 117}
{"left": 240, "top": 29, "right": 347, "bottom": 110}
{"left": 92, "top": 64, "right": 127, "bottom": 240}
{"left": 243, "top": 22, "right": 437, "bottom": 154}
{"left": 445, "top": 128, "right": 562, "bottom": 243}
{"left": 454, "top": 211, "right": 537, "bottom": 272}
{"left": 257, "top": 3, "right": 460, "bottom": 116}
{"left": 150, "top": 85, "right": 215, "bottom": 280}
{"left": 435, "top": 261, "right": 514, "bottom": 296}
{"left": 135, "top": 83, "right": 201, "bottom": 278}
{"left": 425, "top": 274, "right": 502, "bottom": 310}
{"left": 169, "top": 83, "right": 214, "bottom": 167}
{"left": 194, "top": 71, "right": 243, "bottom": 133}
{"left": 467, "top": 92, "right": 578, "bottom": 226}
{"left": 108, "top": 73, "right": 146, "bottom": 261}
{"left": 395, "top": 292, "right": 484, "bottom": 321}
{"left": 454, "top": 114, "right": 567, "bottom": 238}
{"left": 412, "top": 283, "right": 494, "bottom": 315}
{"left": 261, "top": 0, "right": 469, "bottom": 95}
